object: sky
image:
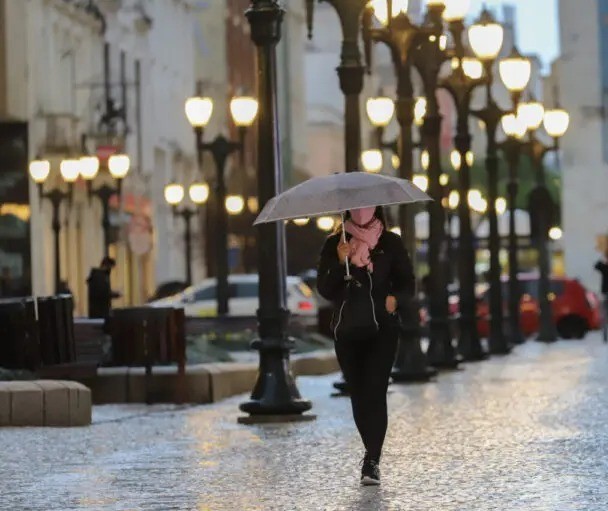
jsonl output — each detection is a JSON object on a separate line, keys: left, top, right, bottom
{"left": 467, "top": 0, "right": 560, "bottom": 72}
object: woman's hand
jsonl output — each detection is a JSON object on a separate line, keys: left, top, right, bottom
{"left": 386, "top": 295, "right": 398, "bottom": 314}
{"left": 337, "top": 241, "right": 350, "bottom": 264}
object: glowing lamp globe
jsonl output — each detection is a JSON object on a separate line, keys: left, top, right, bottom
{"left": 185, "top": 96, "right": 213, "bottom": 128}
{"left": 29, "top": 160, "right": 51, "bottom": 184}
{"left": 230, "top": 96, "right": 259, "bottom": 128}
{"left": 189, "top": 183, "right": 209, "bottom": 205}
{"left": 499, "top": 47, "right": 532, "bottom": 92}
{"left": 468, "top": 9, "right": 504, "bottom": 62}
{"left": 366, "top": 97, "right": 395, "bottom": 128}
{"left": 164, "top": 183, "right": 185, "bottom": 206}
{"left": 60, "top": 159, "right": 80, "bottom": 183}
{"left": 79, "top": 156, "right": 100, "bottom": 180}
{"left": 108, "top": 154, "right": 130, "bottom": 179}
{"left": 543, "top": 109, "right": 570, "bottom": 138}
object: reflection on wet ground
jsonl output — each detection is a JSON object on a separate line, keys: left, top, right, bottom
{"left": 1, "top": 336, "right": 608, "bottom": 510}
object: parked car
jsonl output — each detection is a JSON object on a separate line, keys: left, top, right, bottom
{"left": 475, "top": 274, "right": 601, "bottom": 339}
{"left": 148, "top": 280, "right": 189, "bottom": 302}
{"left": 149, "top": 274, "right": 318, "bottom": 324}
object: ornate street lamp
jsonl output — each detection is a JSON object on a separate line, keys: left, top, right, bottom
{"left": 239, "top": 0, "right": 313, "bottom": 422}
{"left": 409, "top": 0, "right": 464, "bottom": 369}
{"left": 468, "top": 7, "right": 511, "bottom": 354}
{"left": 362, "top": 1, "right": 440, "bottom": 380}
{"left": 80, "top": 153, "right": 130, "bottom": 256}
{"left": 305, "top": 0, "right": 370, "bottom": 172}
{"left": 499, "top": 46, "right": 532, "bottom": 345}
{"left": 29, "top": 158, "right": 78, "bottom": 293}
{"left": 522, "top": 102, "right": 569, "bottom": 342}
{"left": 185, "top": 93, "right": 258, "bottom": 316}
{"left": 164, "top": 182, "right": 209, "bottom": 285}
{"left": 439, "top": 2, "right": 488, "bottom": 361}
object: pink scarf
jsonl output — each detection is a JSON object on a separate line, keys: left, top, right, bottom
{"left": 344, "top": 208, "right": 384, "bottom": 272}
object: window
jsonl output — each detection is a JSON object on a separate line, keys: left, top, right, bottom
{"left": 232, "top": 283, "right": 258, "bottom": 299}
{"left": 184, "top": 285, "right": 217, "bottom": 303}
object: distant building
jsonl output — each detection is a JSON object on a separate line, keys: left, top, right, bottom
{"left": 0, "top": 0, "right": 196, "bottom": 311}
{"left": 191, "top": 0, "right": 309, "bottom": 273}
{"left": 556, "top": 0, "right": 608, "bottom": 290}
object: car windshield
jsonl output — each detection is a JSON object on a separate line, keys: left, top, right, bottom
{"left": 184, "top": 285, "right": 216, "bottom": 302}
{"left": 231, "top": 282, "right": 258, "bottom": 298}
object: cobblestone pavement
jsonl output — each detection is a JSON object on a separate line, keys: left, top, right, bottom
{"left": 2, "top": 336, "right": 608, "bottom": 511}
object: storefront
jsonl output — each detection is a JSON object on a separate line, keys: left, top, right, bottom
{"left": 0, "top": 122, "right": 31, "bottom": 297}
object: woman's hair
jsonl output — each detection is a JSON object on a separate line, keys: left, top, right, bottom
{"left": 333, "top": 206, "right": 387, "bottom": 234}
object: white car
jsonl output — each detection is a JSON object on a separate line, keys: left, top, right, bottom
{"left": 149, "top": 274, "right": 318, "bottom": 321}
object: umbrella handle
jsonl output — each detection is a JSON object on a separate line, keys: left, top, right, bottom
{"left": 341, "top": 213, "right": 351, "bottom": 278}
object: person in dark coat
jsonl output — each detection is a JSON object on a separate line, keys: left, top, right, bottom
{"left": 87, "top": 257, "right": 119, "bottom": 319}
{"left": 317, "top": 206, "right": 415, "bottom": 486}
{"left": 0, "top": 267, "right": 13, "bottom": 298}
{"left": 595, "top": 248, "right": 608, "bottom": 340}
{"left": 595, "top": 248, "right": 608, "bottom": 295}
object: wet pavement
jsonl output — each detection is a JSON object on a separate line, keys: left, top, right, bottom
{"left": 2, "top": 335, "right": 608, "bottom": 511}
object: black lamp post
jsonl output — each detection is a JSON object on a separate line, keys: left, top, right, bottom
{"left": 468, "top": 8, "right": 510, "bottom": 355}
{"left": 361, "top": 5, "right": 437, "bottom": 382}
{"left": 439, "top": 21, "right": 487, "bottom": 360}
{"left": 185, "top": 95, "right": 258, "bottom": 317}
{"left": 164, "top": 182, "right": 209, "bottom": 285}
{"left": 80, "top": 153, "right": 130, "bottom": 257}
{"left": 520, "top": 101, "right": 570, "bottom": 342}
{"left": 239, "top": 0, "right": 314, "bottom": 423}
{"left": 305, "top": 0, "right": 370, "bottom": 395}
{"left": 498, "top": 46, "right": 533, "bottom": 345}
{"left": 305, "top": 0, "right": 369, "bottom": 172}
{"left": 411, "top": 3, "right": 461, "bottom": 369}
{"left": 29, "top": 158, "right": 79, "bottom": 294}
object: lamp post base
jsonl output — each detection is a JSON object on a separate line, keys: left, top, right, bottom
{"left": 488, "top": 338, "right": 513, "bottom": 355}
{"left": 391, "top": 367, "right": 438, "bottom": 383}
{"left": 239, "top": 336, "right": 314, "bottom": 421}
{"left": 459, "top": 349, "right": 489, "bottom": 363}
{"left": 391, "top": 299, "right": 437, "bottom": 383}
{"left": 457, "top": 319, "right": 488, "bottom": 362}
{"left": 238, "top": 414, "right": 317, "bottom": 425}
{"left": 536, "top": 331, "right": 558, "bottom": 343}
{"left": 507, "top": 322, "right": 526, "bottom": 345}
{"left": 427, "top": 319, "right": 461, "bottom": 370}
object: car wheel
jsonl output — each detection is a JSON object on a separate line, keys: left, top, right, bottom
{"left": 557, "top": 316, "right": 587, "bottom": 340}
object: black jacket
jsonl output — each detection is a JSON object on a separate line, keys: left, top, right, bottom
{"left": 317, "top": 231, "right": 415, "bottom": 340}
{"left": 595, "top": 260, "right": 608, "bottom": 294}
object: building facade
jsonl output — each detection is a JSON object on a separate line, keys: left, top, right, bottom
{"left": 0, "top": 0, "right": 196, "bottom": 313}
{"left": 557, "top": 0, "right": 608, "bottom": 290}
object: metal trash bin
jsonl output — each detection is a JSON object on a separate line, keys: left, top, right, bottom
{"left": 0, "top": 297, "right": 40, "bottom": 370}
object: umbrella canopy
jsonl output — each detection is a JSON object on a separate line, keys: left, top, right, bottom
{"left": 254, "top": 171, "right": 431, "bottom": 225}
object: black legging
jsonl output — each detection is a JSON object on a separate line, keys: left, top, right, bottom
{"left": 335, "top": 325, "right": 398, "bottom": 462}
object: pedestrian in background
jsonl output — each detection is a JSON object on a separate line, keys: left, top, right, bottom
{"left": 594, "top": 246, "right": 608, "bottom": 341}
{"left": 0, "top": 266, "right": 13, "bottom": 298}
{"left": 317, "top": 206, "right": 415, "bottom": 486}
{"left": 87, "top": 256, "right": 120, "bottom": 319}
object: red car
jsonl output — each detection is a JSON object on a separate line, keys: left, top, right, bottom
{"left": 476, "top": 274, "right": 601, "bottom": 340}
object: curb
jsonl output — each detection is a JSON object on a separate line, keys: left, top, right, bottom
{"left": 0, "top": 380, "right": 92, "bottom": 427}
{"left": 79, "top": 349, "right": 339, "bottom": 405}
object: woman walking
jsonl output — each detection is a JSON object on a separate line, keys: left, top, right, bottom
{"left": 317, "top": 206, "right": 415, "bottom": 486}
